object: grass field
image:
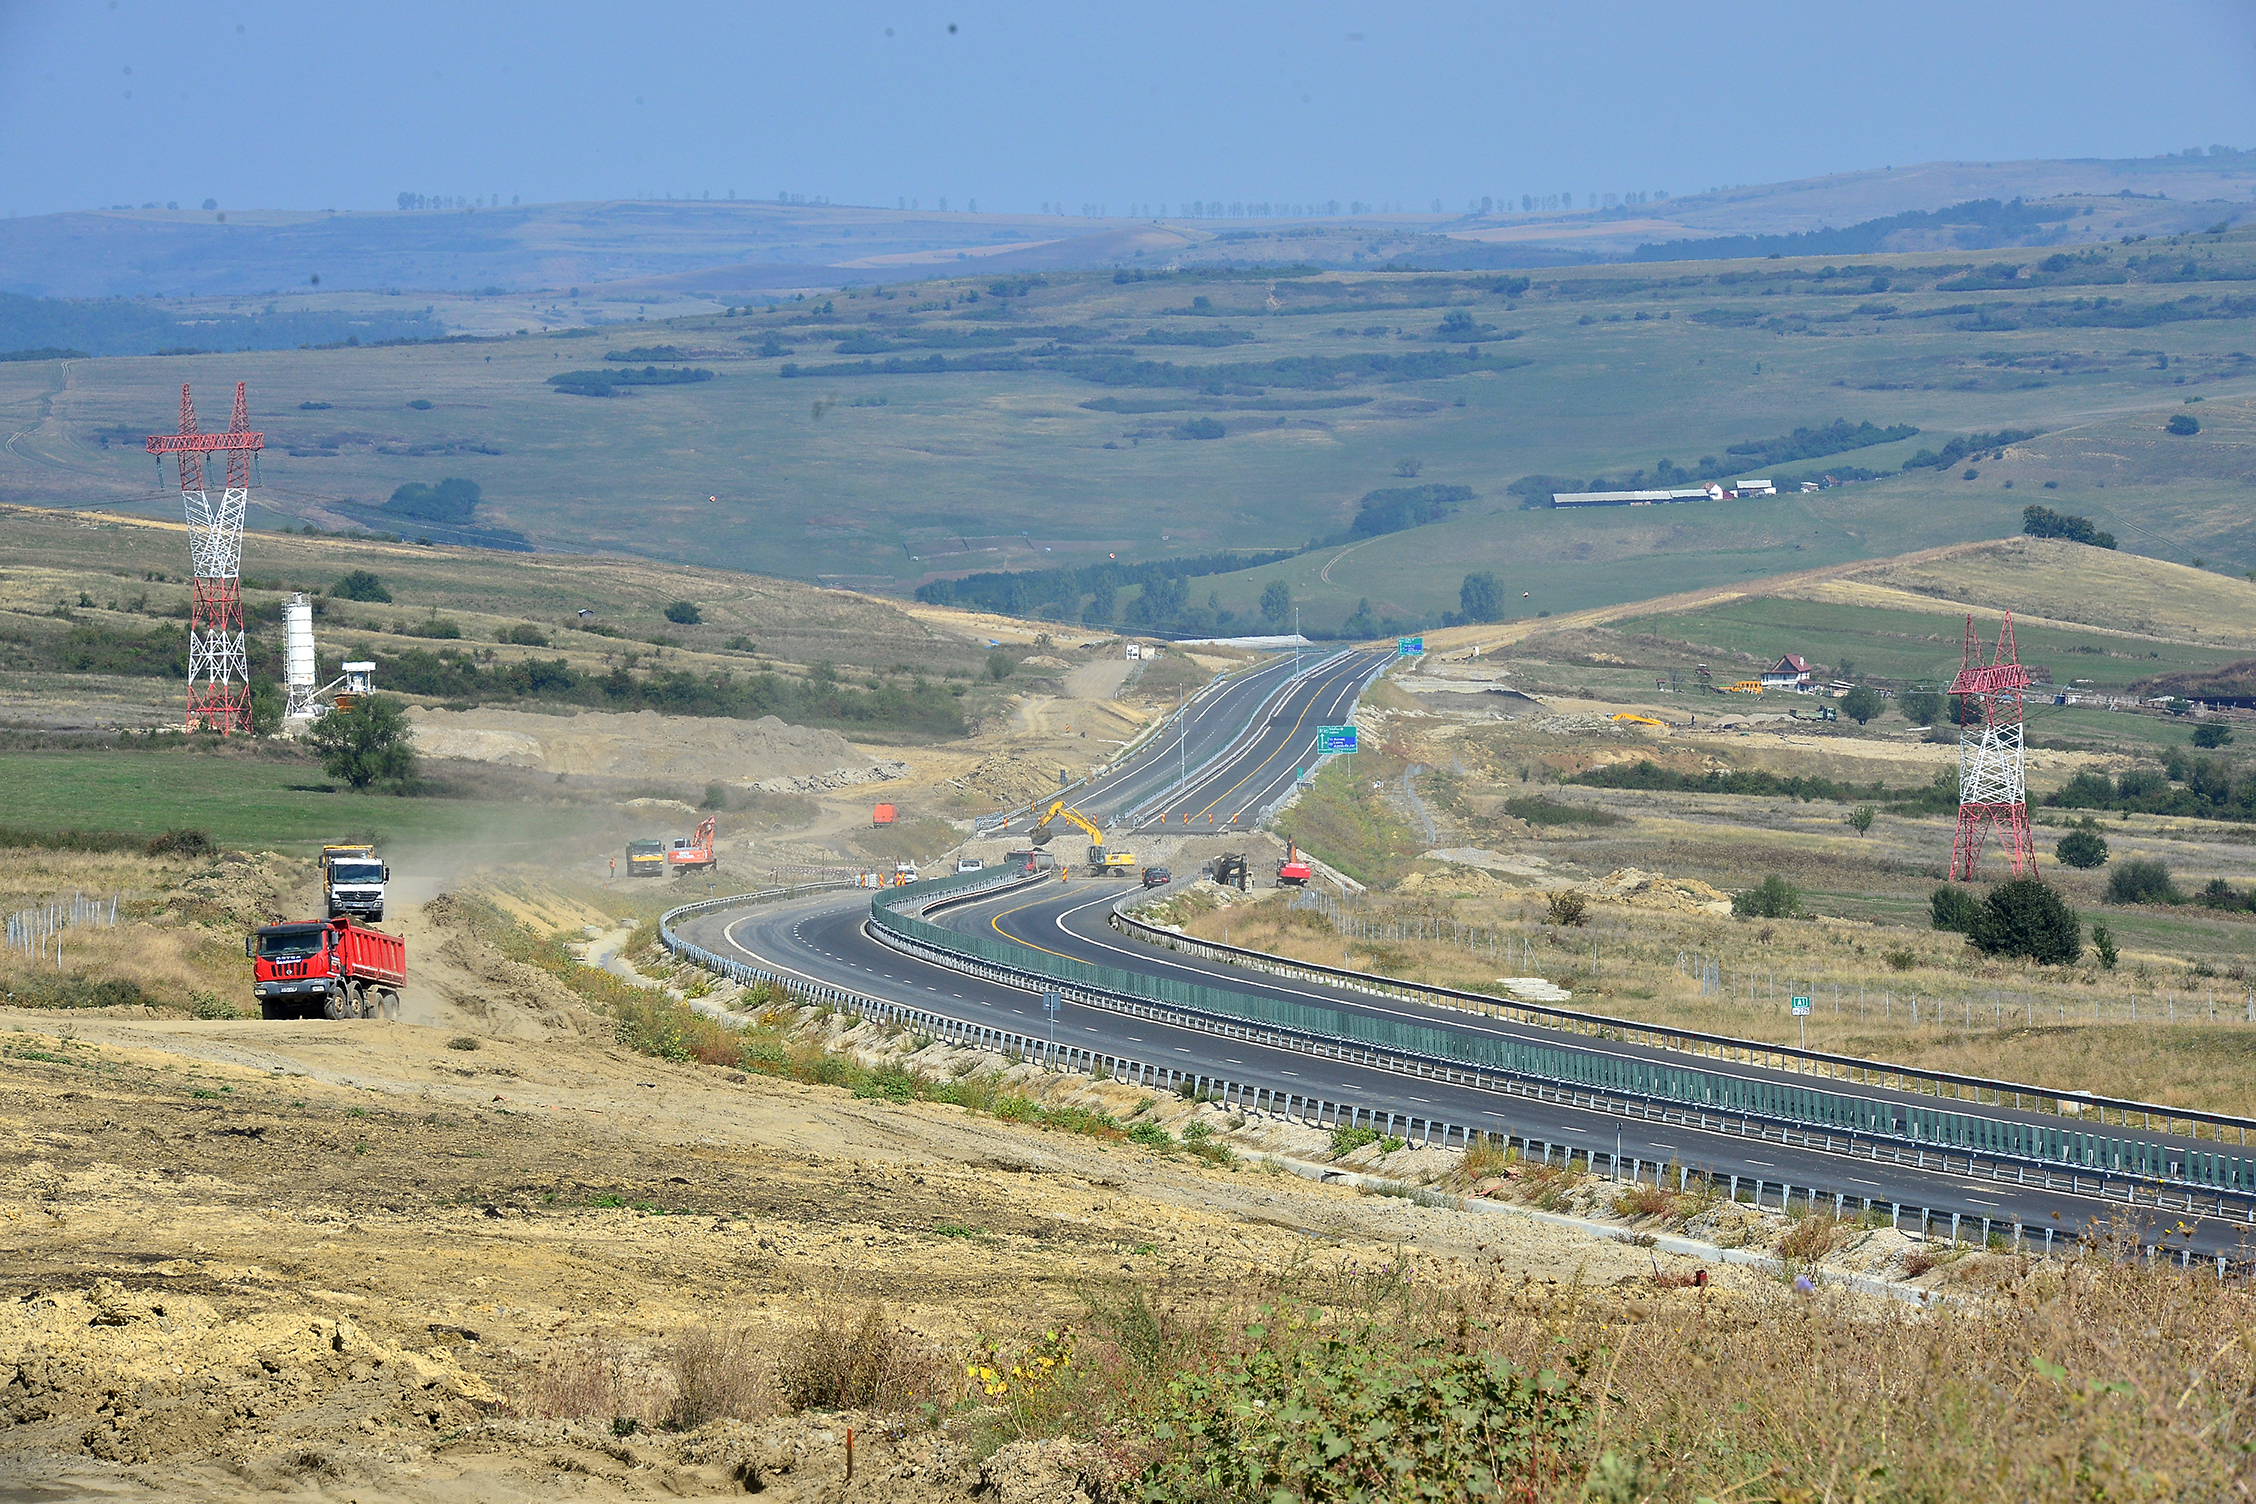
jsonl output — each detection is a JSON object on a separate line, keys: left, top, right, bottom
{"left": 6, "top": 224, "right": 2255, "bottom": 631}
{"left": 1611, "top": 594, "right": 2249, "bottom": 689}
{"left": 0, "top": 748, "right": 590, "bottom": 855}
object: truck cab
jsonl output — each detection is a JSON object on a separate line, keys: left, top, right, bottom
{"left": 321, "top": 844, "right": 388, "bottom": 922}
{"left": 626, "top": 839, "right": 666, "bottom": 876}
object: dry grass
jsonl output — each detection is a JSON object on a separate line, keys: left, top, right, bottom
{"left": 1174, "top": 886, "right": 2256, "bottom": 1118}
{"left": 666, "top": 1325, "right": 775, "bottom": 1430}
{"left": 776, "top": 1299, "right": 950, "bottom": 1417}
{"left": 518, "top": 1335, "right": 675, "bottom": 1431}
{"left": 973, "top": 1225, "right": 2256, "bottom": 1500}
{"left": 1776, "top": 1210, "right": 1860, "bottom": 1264}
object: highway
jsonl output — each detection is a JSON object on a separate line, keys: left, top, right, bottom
{"left": 675, "top": 876, "right": 2242, "bottom": 1261}
{"left": 669, "top": 645, "right": 2245, "bottom": 1264}
{"left": 989, "top": 648, "right": 1387, "bottom": 836}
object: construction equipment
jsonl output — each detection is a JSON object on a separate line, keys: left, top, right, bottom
{"left": 1028, "top": 798, "right": 1137, "bottom": 875}
{"left": 872, "top": 803, "right": 897, "bottom": 826}
{"left": 1722, "top": 680, "right": 1765, "bottom": 695}
{"left": 1276, "top": 841, "right": 1313, "bottom": 888}
{"left": 625, "top": 838, "right": 667, "bottom": 877}
{"left": 320, "top": 843, "right": 388, "bottom": 922}
{"left": 1610, "top": 713, "right": 1666, "bottom": 728}
{"left": 246, "top": 915, "right": 405, "bottom": 1021}
{"left": 667, "top": 816, "right": 718, "bottom": 873}
{"left": 1210, "top": 853, "right": 1250, "bottom": 891}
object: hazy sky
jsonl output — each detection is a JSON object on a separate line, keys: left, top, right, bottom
{"left": 5, "top": 0, "right": 2254, "bottom": 218}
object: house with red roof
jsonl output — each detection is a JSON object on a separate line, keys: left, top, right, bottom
{"left": 1760, "top": 654, "right": 1814, "bottom": 692}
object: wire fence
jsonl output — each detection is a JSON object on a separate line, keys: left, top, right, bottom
{"left": 1670, "top": 951, "right": 2256, "bottom": 1030}
{"left": 7, "top": 891, "right": 121, "bottom": 965}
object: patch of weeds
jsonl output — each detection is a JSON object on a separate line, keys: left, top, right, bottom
{"left": 446, "top": 1035, "right": 481, "bottom": 1051}
{"left": 1129, "top": 1120, "right": 1175, "bottom": 1152}
{"left": 1329, "top": 1123, "right": 1380, "bottom": 1158}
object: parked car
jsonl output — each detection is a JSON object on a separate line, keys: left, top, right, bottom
{"left": 1141, "top": 866, "right": 1172, "bottom": 888}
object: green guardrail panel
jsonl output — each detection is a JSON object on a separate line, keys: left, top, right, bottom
{"left": 876, "top": 879, "right": 2252, "bottom": 1194}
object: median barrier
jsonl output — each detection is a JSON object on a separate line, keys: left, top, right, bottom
{"left": 1112, "top": 901, "right": 2256, "bottom": 1164}
{"left": 656, "top": 878, "right": 2249, "bottom": 1265}
{"left": 857, "top": 869, "right": 2256, "bottom": 1217}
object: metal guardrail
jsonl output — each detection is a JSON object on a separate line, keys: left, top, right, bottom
{"left": 1113, "top": 906, "right": 2256, "bottom": 1150}
{"left": 854, "top": 874, "right": 2256, "bottom": 1207}
{"left": 658, "top": 879, "right": 2246, "bottom": 1267}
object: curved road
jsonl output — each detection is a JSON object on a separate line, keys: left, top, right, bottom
{"left": 674, "top": 880, "right": 2236, "bottom": 1259}
{"left": 671, "top": 641, "right": 2240, "bottom": 1262}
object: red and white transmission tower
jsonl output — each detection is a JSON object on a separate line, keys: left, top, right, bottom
{"left": 1948, "top": 611, "right": 2035, "bottom": 881}
{"left": 146, "top": 383, "right": 263, "bottom": 734}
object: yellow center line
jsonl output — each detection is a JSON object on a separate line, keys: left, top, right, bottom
{"left": 1189, "top": 657, "right": 1359, "bottom": 821}
{"left": 989, "top": 896, "right": 1082, "bottom": 962}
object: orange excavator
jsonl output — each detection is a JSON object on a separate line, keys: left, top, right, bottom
{"left": 667, "top": 815, "right": 718, "bottom": 873}
{"left": 1276, "top": 841, "right": 1313, "bottom": 888}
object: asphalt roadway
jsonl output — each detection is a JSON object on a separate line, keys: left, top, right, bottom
{"left": 676, "top": 879, "right": 2247, "bottom": 1262}
{"left": 991, "top": 648, "right": 1388, "bottom": 837}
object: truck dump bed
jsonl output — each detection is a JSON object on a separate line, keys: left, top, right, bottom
{"left": 335, "top": 920, "right": 406, "bottom": 987}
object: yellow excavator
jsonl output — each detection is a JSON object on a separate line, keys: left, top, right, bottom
{"left": 1028, "top": 798, "right": 1139, "bottom": 876}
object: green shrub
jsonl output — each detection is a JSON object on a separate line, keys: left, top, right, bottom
{"left": 1137, "top": 1321, "right": 1589, "bottom": 1502}
{"left": 663, "top": 600, "right": 702, "bottom": 625}
{"left": 2055, "top": 828, "right": 2109, "bottom": 868}
{"left": 2107, "top": 858, "right": 2178, "bottom": 905}
{"left": 1733, "top": 875, "right": 1801, "bottom": 919}
{"left": 189, "top": 991, "right": 240, "bottom": 1020}
{"left": 2166, "top": 413, "right": 2200, "bottom": 435}
{"left": 2191, "top": 722, "right": 2233, "bottom": 749}
{"left": 1329, "top": 1122, "right": 1380, "bottom": 1157}
{"left": 1128, "top": 1120, "right": 1175, "bottom": 1151}
{"left": 144, "top": 828, "right": 214, "bottom": 858}
{"left": 1969, "top": 878, "right": 2082, "bottom": 965}
{"left": 330, "top": 569, "right": 391, "bottom": 603}
{"left": 1505, "top": 796, "right": 1619, "bottom": 828}
{"left": 1898, "top": 689, "right": 1944, "bottom": 726}
{"left": 2091, "top": 922, "right": 2119, "bottom": 970}
{"left": 1931, "top": 885, "right": 1982, "bottom": 933}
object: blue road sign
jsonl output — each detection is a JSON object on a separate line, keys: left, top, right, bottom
{"left": 1397, "top": 636, "right": 1424, "bottom": 656}
{"left": 1317, "top": 724, "right": 1358, "bottom": 755}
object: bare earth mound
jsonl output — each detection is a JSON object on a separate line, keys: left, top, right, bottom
{"left": 404, "top": 706, "right": 905, "bottom": 787}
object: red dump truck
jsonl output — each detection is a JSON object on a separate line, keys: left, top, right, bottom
{"left": 246, "top": 916, "right": 406, "bottom": 1021}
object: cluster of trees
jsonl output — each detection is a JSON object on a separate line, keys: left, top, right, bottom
{"left": 1572, "top": 758, "right": 1910, "bottom": 805}
{"left": 371, "top": 648, "right": 968, "bottom": 739}
{"left": 1632, "top": 197, "right": 2079, "bottom": 263}
{"left": 2045, "top": 753, "right": 2256, "bottom": 821}
{"left": 1929, "top": 879, "right": 2090, "bottom": 965}
{"left": 387, "top": 478, "right": 481, "bottom": 525}
{"left": 784, "top": 347, "right": 1518, "bottom": 391}
{"left": 2021, "top": 505, "right": 2117, "bottom": 548}
{"left": 1504, "top": 418, "right": 1922, "bottom": 505}
{"left": 548, "top": 365, "right": 714, "bottom": 398}
{"left": 395, "top": 193, "right": 511, "bottom": 211}
{"left": 1334, "top": 484, "right": 1473, "bottom": 542}
{"left": 1901, "top": 428, "right": 2042, "bottom": 471}
{"left": 3, "top": 291, "right": 442, "bottom": 360}
{"left": 915, "top": 548, "right": 1296, "bottom": 629}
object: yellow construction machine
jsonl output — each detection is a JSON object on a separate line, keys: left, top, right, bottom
{"left": 1028, "top": 799, "right": 1138, "bottom": 875}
